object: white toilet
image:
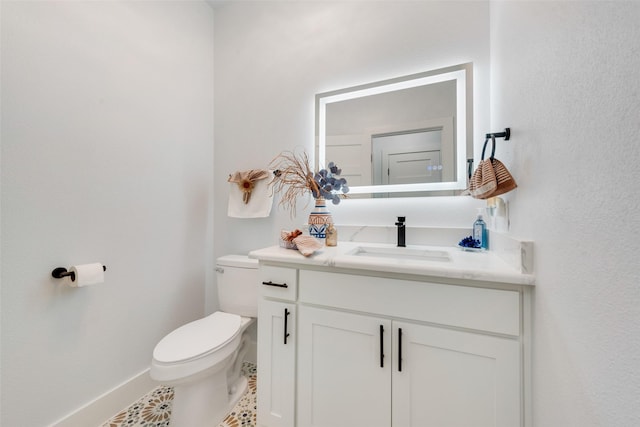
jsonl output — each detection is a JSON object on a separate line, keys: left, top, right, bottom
{"left": 150, "top": 255, "right": 258, "bottom": 427}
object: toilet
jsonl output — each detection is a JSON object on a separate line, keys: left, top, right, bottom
{"left": 150, "top": 255, "right": 258, "bottom": 427}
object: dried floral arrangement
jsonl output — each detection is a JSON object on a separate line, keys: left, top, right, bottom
{"left": 269, "top": 149, "right": 349, "bottom": 217}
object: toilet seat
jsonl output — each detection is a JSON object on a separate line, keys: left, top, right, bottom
{"left": 153, "top": 311, "right": 242, "bottom": 364}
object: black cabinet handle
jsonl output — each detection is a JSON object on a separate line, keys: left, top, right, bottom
{"left": 398, "top": 328, "right": 403, "bottom": 372}
{"left": 262, "top": 280, "right": 288, "bottom": 288}
{"left": 284, "top": 308, "right": 291, "bottom": 345}
{"left": 379, "top": 324, "right": 385, "bottom": 368}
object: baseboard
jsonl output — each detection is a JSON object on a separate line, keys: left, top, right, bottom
{"left": 51, "top": 342, "right": 258, "bottom": 427}
{"left": 50, "top": 368, "right": 156, "bottom": 427}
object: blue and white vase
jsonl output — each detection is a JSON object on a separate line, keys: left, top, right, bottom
{"left": 308, "top": 197, "right": 333, "bottom": 240}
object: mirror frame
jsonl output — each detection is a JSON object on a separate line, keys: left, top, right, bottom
{"left": 316, "top": 62, "right": 473, "bottom": 196}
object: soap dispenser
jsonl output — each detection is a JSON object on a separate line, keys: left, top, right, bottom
{"left": 473, "top": 208, "right": 488, "bottom": 249}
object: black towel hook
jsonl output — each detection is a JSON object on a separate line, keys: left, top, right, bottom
{"left": 485, "top": 128, "right": 511, "bottom": 141}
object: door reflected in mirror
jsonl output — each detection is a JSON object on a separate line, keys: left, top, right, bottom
{"left": 316, "top": 63, "right": 472, "bottom": 198}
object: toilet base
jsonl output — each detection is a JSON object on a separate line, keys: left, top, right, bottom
{"left": 228, "top": 375, "right": 248, "bottom": 413}
{"left": 152, "top": 318, "right": 256, "bottom": 426}
{"left": 170, "top": 365, "right": 249, "bottom": 427}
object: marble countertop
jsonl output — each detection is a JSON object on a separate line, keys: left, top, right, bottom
{"left": 249, "top": 241, "right": 535, "bottom": 286}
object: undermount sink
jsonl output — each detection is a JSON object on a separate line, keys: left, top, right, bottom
{"left": 347, "top": 245, "right": 451, "bottom": 262}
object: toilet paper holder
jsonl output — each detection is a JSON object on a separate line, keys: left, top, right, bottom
{"left": 52, "top": 265, "right": 107, "bottom": 282}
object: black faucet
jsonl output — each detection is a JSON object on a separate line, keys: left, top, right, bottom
{"left": 395, "top": 216, "right": 406, "bottom": 247}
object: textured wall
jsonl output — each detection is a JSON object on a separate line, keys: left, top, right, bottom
{"left": 0, "top": 2, "right": 214, "bottom": 425}
{"left": 215, "top": 1, "right": 640, "bottom": 425}
{"left": 212, "top": 0, "right": 490, "bottom": 274}
{"left": 490, "top": 2, "right": 640, "bottom": 425}
{"left": 6, "top": 1, "right": 636, "bottom": 425}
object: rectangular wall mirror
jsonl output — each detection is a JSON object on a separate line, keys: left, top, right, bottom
{"left": 316, "top": 63, "right": 473, "bottom": 198}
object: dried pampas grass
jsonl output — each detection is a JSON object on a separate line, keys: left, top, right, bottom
{"left": 269, "top": 150, "right": 320, "bottom": 217}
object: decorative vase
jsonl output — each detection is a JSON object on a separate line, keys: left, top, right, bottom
{"left": 308, "top": 197, "right": 333, "bottom": 239}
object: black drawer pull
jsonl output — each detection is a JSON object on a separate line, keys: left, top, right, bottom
{"left": 398, "top": 327, "right": 403, "bottom": 372}
{"left": 262, "top": 281, "right": 288, "bottom": 288}
{"left": 284, "top": 308, "right": 291, "bottom": 345}
{"left": 379, "top": 324, "right": 385, "bottom": 368}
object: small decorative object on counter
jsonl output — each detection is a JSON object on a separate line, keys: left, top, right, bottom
{"left": 279, "top": 228, "right": 324, "bottom": 256}
{"left": 308, "top": 197, "right": 332, "bottom": 239}
{"left": 325, "top": 223, "right": 337, "bottom": 246}
{"left": 473, "top": 208, "right": 488, "bottom": 249}
{"left": 294, "top": 235, "right": 324, "bottom": 256}
{"left": 269, "top": 149, "right": 348, "bottom": 239}
{"left": 458, "top": 235, "right": 482, "bottom": 250}
{"left": 280, "top": 229, "right": 302, "bottom": 249}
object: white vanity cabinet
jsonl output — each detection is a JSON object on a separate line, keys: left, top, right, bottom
{"left": 296, "top": 306, "right": 520, "bottom": 427}
{"left": 256, "top": 256, "right": 531, "bottom": 427}
{"left": 391, "top": 320, "right": 520, "bottom": 427}
{"left": 297, "top": 306, "right": 392, "bottom": 427}
{"left": 257, "top": 266, "right": 297, "bottom": 427}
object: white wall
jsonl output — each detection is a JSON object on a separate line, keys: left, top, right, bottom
{"left": 215, "top": 1, "right": 640, "bottom": 426}
{"left": 490, "top": 2, "right": 640, "bottom": 426}
{"left": 0, "top": 1, "right": 214, "bottom": 425}
{"left": 213, "top": 0, "right": 490, "bottom": 279}
{"left": 6, "top": 1, "right": 636, "bottom": 425}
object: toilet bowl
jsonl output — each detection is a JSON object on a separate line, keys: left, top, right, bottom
{"left": 150, "top": 255, "right": 258, "bottom": 427}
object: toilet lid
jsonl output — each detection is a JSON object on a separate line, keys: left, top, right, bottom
{"left": 153, "top": 312, "right": 242, "bottom": 363}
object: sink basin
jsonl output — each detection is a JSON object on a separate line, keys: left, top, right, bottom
{"left": 347, "top": 246, "right": 451, "bottom": 262}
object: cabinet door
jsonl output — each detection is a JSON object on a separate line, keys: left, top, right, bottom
{"left": 392, "top": 321, "right": 521, "bottom": 427}
{"left": 297, "top": 306, "right": 391, "bottom": 427}
{"left": 257, "top": 300, "right": 296, "bottom": 427}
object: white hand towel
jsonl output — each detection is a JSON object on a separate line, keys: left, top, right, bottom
{"left": 228, "top": 169, "right": 274, "bottom": 218}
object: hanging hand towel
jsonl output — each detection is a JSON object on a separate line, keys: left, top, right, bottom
{"left": 228, "top": 169, "right": 274, "bottom": 218}
{"left": 464, "top": 136, "right": 517, "bottom": 199}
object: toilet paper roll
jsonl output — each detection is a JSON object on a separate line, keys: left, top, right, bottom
{"left": 69, "top": 263, "right": 104, "bottom": 287}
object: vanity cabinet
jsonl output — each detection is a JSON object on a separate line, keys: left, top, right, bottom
{"left": 391, "top": 320, "right": 520, "bottom": 427}
{"left": 257, "top": 267, "right": 297, "bottom": 427}
{"left": 257, "top": 262, "right": 530, "bottom": 427}
{"left": 297, "top": 306, "right": 392, "bottom": 427}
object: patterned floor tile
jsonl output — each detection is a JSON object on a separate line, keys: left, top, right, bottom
{"left": 101, "top": 362, "right": 256, "bottom": 427}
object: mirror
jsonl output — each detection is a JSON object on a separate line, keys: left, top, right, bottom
{"left": 316, "top": 63, "right": 472, "bottom": 197}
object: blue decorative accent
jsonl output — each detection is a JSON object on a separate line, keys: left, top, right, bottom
{"left": 308, "top": 197, "right": 332, "bottom": 239}
{"left": 308, "top": 222, "right": 328, "bottom": 239}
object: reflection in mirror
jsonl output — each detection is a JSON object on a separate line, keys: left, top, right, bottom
{"left": 316, "top": 63, "right": 472, "bottom": 197}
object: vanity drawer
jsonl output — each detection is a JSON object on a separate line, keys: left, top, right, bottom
{"left": 259, "top": 265, "right": 298, "bottom": 301}
{"left": 299, "top": 270, "right": 520, "bottom": 336}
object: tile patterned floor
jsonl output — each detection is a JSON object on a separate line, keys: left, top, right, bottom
{"left": 101, "top": 362, "right": 257, "bottom": 427}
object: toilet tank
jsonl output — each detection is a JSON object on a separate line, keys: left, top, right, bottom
{"left": 216, "top": 255, "right": 259, "bottom": 317}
